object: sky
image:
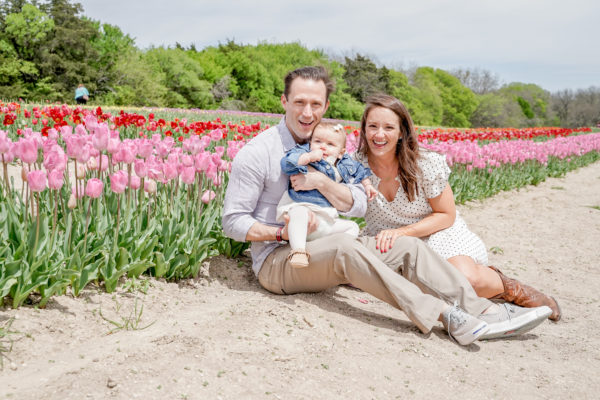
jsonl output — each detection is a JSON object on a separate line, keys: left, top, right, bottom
{"left": 76, "top": 0, "right": 598, "bottom": 92}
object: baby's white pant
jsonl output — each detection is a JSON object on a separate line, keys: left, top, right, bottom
{"left": 286, "top": 205, "right": 359, "bottom": 251}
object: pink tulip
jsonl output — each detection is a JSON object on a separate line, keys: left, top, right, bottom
{"left": 67, "top": 193, "right": 77, "bottom": 209}
{"left": 181, "top": 166, "right": 195, "bottom": 185}
{"left": 194, "top": 152, "right": 211, "bottom": 172}
{"left": 180, "top": 154, "right": 194, "bottom": 167}
{"left": 87, "top": 156, "right": 98, "bottom": 170}
{"left": 134, "top": 159, "right": 147, "bottom": 178}
{"left": 76, "top": 163, "right": 86, "bottom": 179}
{"left": 75, "top": 124, "right": 87, "bottom": 136}
{"left": 129, "top": 175, "right": 141, "bottom": 189}
{"left": 137, "top": 139, "right": 154, "bottom": 159}
{"left": 60, "top": 125, "right": 73, "bottom": 137}
{"left": 144, "top": 179, "right": 157, "bottom": 194}
{"left": 201, "top": 190, "right": 216, "bottom": 204}
{"left": 92, "top": 123, "right": 109, "bottom": 151}
{"left": 163, "top": 163, "right": 178, "bottom": 181}
{"left": 110, "top": 171, "right": 128, "bottom": 194}
{"left": 18, "top": 138, "right": 38, "bottom": 164}
{"left": 214, "top": 146, "right": 225, "bottom": 157}
{"left": 85, "top": 178, "right": 103, "bottom": 198}
{"left": 97, "top": 154, "right": 109, "bottom": 172}
{"left": 114, "top": 142, "right": 136, "bottom": 164}
{"left": 47, "top": 128, "right": 59, "bottom": 141}
{"left": 107, "top": 137, "right": 120, "bottom": 154}
{"left": 75, "top": 144, "right": 91, "bottom": 164}
{"left": 0, "top": 130, "right": 11, "bottom": 154}
{"left": 27, "top": 170, "right": 47, "bottom": 192}
{"left": 2, "top": 143, "right": 15, "bottom": 163}
{"left": 48, "top": 169, "right": 64, "bottom": 190}
{"left": 65, "top": 135, "right": 85, "bottom": 159}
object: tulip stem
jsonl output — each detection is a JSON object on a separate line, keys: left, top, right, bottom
{"left": 1, "top": 155, "right": 10, "bottom": 196}
{"left": 32, "top": 193, "right": 40, "bottom": 261}
{"left": 74, "top": 160, "right": 79, "bottom": 205}
{"left": 83, "top": 198, "right": 92, "bottom": 253}
{"left": 113, "top": 195, "right": 121, "bottom": 254}
{"left": 51, "top": 190, "right": 58, "bottom": 245}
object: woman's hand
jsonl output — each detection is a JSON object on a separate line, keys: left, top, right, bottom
{"left": 375, "top": 228, "right": 410, "bottom": 253}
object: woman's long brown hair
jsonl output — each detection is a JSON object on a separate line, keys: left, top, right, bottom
{"left": 357, "top": 94, "right": 421, "bottom": 202}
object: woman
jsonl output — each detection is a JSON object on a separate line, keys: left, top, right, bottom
{"left": 356, "top": 94, "right": 561, "bottom": 321}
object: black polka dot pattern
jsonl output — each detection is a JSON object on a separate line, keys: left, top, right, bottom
{"left": 358, "top": 150, "right": 488, "bottom": 264}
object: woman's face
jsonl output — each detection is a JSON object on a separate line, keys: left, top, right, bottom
{"left": 364, "top": 106, "right": 401, "bottom": 159}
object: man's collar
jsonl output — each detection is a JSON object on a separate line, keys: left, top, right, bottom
{"left": 278, "top": 117, "right": 298, "bottom": 152}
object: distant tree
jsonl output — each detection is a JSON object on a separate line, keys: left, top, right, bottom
{"left": 569, "top": 87, "right": 600, "bottom": 127}
{"left": 499, "top": 83, "right": 552, "bottom": 126}
{"left": 36, "top": 0, "right": 101, "bottom": 101}
{"left": 0, "top": 2, "right": 55, "bottom": 100}
{"left": 342, "top": 54, "right": 387, "bottom": 102}
{"left": 451, "top": 67, "right": 500, "bottom": 95}
{"left": 144, "top": 47, "right": 214, "bottom": 108}
{"left": 551, "top": 89, "right": 574, "bottom": 125}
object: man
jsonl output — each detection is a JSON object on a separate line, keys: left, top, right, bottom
{"left": 222, "top": 66, "right": 551, "bottom": 345}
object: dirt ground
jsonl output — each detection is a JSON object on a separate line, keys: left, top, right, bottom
{"left": 1, "top": 161, "right": 599, "bottom": 400}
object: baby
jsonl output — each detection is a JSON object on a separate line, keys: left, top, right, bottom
{"left": 278, "top": 123, "right": 377, "bottom": 268}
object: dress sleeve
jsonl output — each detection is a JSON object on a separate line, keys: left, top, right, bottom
{"left": 420, "top": 151, "right": 451, "bottom": 199}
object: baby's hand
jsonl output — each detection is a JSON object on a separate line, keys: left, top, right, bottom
{"left": 309, "top": 149, "right": 323, "bottom": 162}
{"left": 365, "top": 184, "right": 378, "bottom": 201}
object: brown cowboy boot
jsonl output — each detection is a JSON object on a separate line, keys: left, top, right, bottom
{"left": 489, "top": 266, "right": 561, "bottom": 321}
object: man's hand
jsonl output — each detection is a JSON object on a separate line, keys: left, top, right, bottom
{"left": 289, "top": 166, "right": 325, "bottom": 191}
{"left": 282, "top": 210, "right": 319, "bottom": 239}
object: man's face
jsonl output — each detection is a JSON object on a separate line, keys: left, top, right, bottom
{"left": 281, "top": 78, "right": 329, "bottom": 143}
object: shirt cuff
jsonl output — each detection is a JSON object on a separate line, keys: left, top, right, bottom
{"left": 339, "top": 184, "right": 367, "bottom": 218}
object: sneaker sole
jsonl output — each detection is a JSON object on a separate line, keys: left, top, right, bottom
{"left": 453, "top": 322, "right": 490, "bottom": 346}
{"left": 479, "top": 306, "right": 552, "bottom": 340}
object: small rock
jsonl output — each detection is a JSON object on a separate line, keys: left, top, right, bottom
{"left": 10, "top": 362, "right": 17, "bottom": 371}
{"left": 107, "top": 378, "right": 117, "bottom": 388}
{"left": 92, "top": 358, "right": 99, "bottom": 362}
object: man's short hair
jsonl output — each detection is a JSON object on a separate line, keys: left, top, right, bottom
{"left": 283, "top": 66, "right": 335, "bottom": 101}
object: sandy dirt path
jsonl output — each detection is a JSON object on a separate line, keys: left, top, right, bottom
{"left": 1, "top": 161, "right": 599, "bottom": 400}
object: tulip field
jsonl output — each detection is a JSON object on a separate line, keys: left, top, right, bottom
{"left": 1, "top": 101, "right": 599, "bottom": 308}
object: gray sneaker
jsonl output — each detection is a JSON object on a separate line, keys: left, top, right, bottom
{"left": 478, "top": 303, "right": 552, "bottom": 340}
{"left": 442, "top": 304, "right": 490, "bottom": 346}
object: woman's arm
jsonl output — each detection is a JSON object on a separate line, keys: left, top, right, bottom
{"left": 376, "top": 183, "right": 456, "bottom": 252}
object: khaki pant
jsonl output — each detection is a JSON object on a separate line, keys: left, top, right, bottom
{"left": 258, "top": 233, "right": 491, "bottom": 333}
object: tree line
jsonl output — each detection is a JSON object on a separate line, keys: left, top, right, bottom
{"left": 1, "top": 0, "right": 598, "bottom": 128}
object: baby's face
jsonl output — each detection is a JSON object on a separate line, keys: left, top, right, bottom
{"left": 310, "top": 126, "right": 345, "bottom": 160}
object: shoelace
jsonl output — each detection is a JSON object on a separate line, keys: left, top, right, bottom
{"left": 445, "top": 302, "right": 466, "bottom": 343}
{"left": 502, "top": 303, "right": 514, "bottom": 321}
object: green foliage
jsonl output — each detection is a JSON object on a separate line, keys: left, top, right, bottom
{"left": 4, "top": 3, "right": 54, "bottom": 59}
{"left": 343, "top": 54, "right": 387, "bottom": 102}
{"left": 145, "top": 47, "right": 214, "bottom": 108}
{"left": 517, "top": 96, "right": 534, "bottom": 119}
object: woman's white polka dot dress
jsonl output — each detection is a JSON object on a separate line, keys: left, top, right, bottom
{"left": 358, "top": 149, "right": 488, "bottom": 265}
